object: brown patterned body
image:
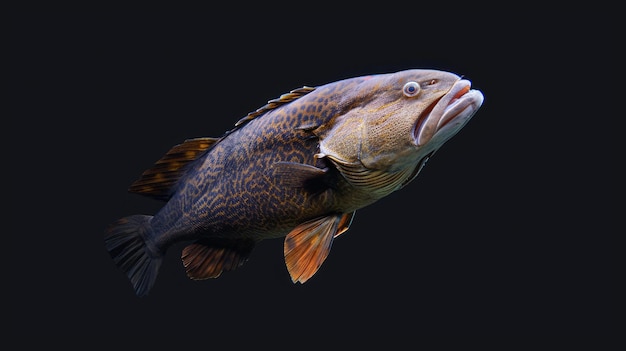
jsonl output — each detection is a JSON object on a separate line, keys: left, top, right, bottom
{"left": 105, "top": 69, "right": 484, "bottom": 296}
{"left": 149, "top": 77, "right": 368, "bottom": 248}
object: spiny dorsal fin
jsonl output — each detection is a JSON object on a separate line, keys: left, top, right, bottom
{"left": 128, "top": 137, "right": 220, "bottom": 200}
{"left": 181, "top": 238, "right": 255, "bottom": 280}
{"left": 234, "top": 86, "right": 316, "bottom": 127}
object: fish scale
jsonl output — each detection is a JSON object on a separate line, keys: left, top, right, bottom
{"left": 105, "top": 69, "right": 484, "bottom": 296}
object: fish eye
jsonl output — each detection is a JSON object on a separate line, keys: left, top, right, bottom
{"left": 403, "top": 81, "right": 421, "bottom": 97}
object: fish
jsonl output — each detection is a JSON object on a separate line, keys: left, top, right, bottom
{"left": 105, "top": 68, "right": 484, "bottom": 296}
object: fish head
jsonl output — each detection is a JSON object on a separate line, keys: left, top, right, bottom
{"left": 358, "top": 69, "right": 483, "bottom": 169}
{"left": 322, "top": 69, "right": 483, "bottom": 169}
{"left": 318, "top": 69, "right": 483, "bottom": 196}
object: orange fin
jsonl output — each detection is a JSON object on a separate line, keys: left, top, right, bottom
{"left": 334, "top": 211, "right": 355, "bottom": 238}
{"left": 129, "top": 137, "right": 220, "bottom": 200}
{"left": 181, "top": 238, "right": 255, "bottom": 280}
{"left": 284, "top": 213, "right": 351, "bottom": 283}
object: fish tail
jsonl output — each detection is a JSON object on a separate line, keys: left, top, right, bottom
{"left": 104, "top": 215, "right": 162, "bottom": 297}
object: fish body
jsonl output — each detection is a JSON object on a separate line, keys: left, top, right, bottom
{"left": 105, "top": 69, "right": 484, "bottom": 296}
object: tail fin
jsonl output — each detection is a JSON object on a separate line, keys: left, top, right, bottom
{"left": 104, "top": 215, "right": 162, "bottom": 297}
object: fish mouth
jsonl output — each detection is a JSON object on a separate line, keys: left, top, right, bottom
{"left": 413, "top": 79, "right": 484, "bottom": 146}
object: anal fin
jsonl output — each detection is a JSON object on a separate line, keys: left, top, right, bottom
{"left": 284, "top": 212, "right": 354, "bottom": 284}
{"left": 181, "top": 238, "right": 255, "bottom": 280}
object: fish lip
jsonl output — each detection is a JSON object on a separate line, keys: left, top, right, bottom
{"left": 413, "top": 79, "right": 484, "bottom": 146}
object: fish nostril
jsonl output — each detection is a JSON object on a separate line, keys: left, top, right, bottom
{"left": 422, "top": 79, "right": 438, "bottom": 87}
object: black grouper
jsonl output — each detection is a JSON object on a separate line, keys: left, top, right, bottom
{"left": 105, "top": 69, "right": 484, "bottom": 296}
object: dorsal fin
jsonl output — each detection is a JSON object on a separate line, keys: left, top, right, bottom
{"left": 128, "top": 137, "right": 220, "bottom": 200}
{"left": 129, "top": 86, "right": 315, "bottom": 200}
{"left": 234, "top": 86, "right": 316, "bottom": 127}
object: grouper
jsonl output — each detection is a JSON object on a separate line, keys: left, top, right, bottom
{"left": 105, "top": 69, "right": 484, "bottom": 296}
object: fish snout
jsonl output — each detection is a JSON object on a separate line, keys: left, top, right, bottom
{"left": 413, "top": 79, "right": 484, "bottom": 147}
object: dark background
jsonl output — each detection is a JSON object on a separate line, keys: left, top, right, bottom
{"left": 9, "top": 10, "right": 613, "bottom": 341}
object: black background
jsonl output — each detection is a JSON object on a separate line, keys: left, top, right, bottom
{"left": 9, "top": 10, "right": 613, "bottom": 342}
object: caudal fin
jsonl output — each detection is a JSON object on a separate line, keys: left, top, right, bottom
{"left": 104, "top": 215, "right": 162, "bottom": 297}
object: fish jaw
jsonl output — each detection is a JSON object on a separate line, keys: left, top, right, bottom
{"left": 413, "top": 79, "right": 484, "bottom": 147}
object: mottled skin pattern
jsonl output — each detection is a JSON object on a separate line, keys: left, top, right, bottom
{"left": 149, "top": 77, "right": 367, "bottom": 249}
{"left": 105, "top": 69, "right": 484, "bottom": 296}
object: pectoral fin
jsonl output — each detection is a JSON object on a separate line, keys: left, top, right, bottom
{"left": 271, "top": 161, "right": 332, "bottom": 194}
{"left": 181, "top": 238, "right": 255, "bottom": 280}
{"left": 284, "top": 213, "right": 353, "bottom": 283}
